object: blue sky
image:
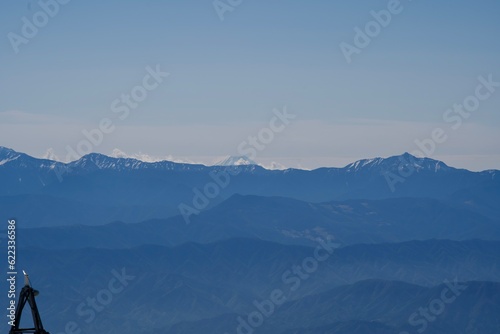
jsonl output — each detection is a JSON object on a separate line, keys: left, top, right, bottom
{"left": 1, "top": 0, "right": 499, "bottom": 170}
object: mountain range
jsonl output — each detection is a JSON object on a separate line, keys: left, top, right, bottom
{"left": 1, "top": 147, "right": 498, "bottom": 227}
{"left": 1, "top": 146, "right": 499, "bottom": 333}
{"left": 12, "top": 194, "right": 500, "bottom": 249}
{"left": 2, "top": 238, "right": 499, "bottom": 334}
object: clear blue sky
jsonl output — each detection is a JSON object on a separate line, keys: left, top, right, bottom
{"left": 1, "top": 0, "right": 499, "bottom": 170}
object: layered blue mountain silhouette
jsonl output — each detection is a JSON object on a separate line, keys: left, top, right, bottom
{"left": 1, "top": 147, "right": 498, "bottom": 227}
{"left": 1, "top": 146, "right": 499, "bottom": 334}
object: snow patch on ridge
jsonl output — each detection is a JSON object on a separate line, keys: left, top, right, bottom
{"left": 215, "top": 155, "right": 258, "bottom": 167}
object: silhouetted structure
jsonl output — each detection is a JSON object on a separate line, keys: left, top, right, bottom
{"left": 9, "top": 271, "right": 50, "bottom": 334}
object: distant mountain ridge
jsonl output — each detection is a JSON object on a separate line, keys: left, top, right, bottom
{"left": 343, "top": 152, "right": 453, "bottom": 173}
{"left": 0, "top": 146, "right": 498, "bottom": 227}
{"left": 1, "top": 146, "right": 496, "bottom": 173}
{"left": 14, "top": 194, "right": 500, "bottom": 247}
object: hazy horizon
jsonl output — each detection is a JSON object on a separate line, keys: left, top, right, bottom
{"left": 2, "top": 144, "right": 498, "bottom": 172}
{"left": 1, "top": 1, "right": 499, "bottom": 171}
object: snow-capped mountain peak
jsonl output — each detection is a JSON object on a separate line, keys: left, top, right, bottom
{"left": 344, "top": 153, "right": 452, "bottom": 173}
{"left": 215, "top": 155, "right": 258, "bottom": 166}
{"left": 0, "top": 146, "right": 25, "bottom": 166}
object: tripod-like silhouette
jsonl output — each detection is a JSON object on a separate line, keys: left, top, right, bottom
{"left": 9, "top": 271, "right": 50, "bottom": 334}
